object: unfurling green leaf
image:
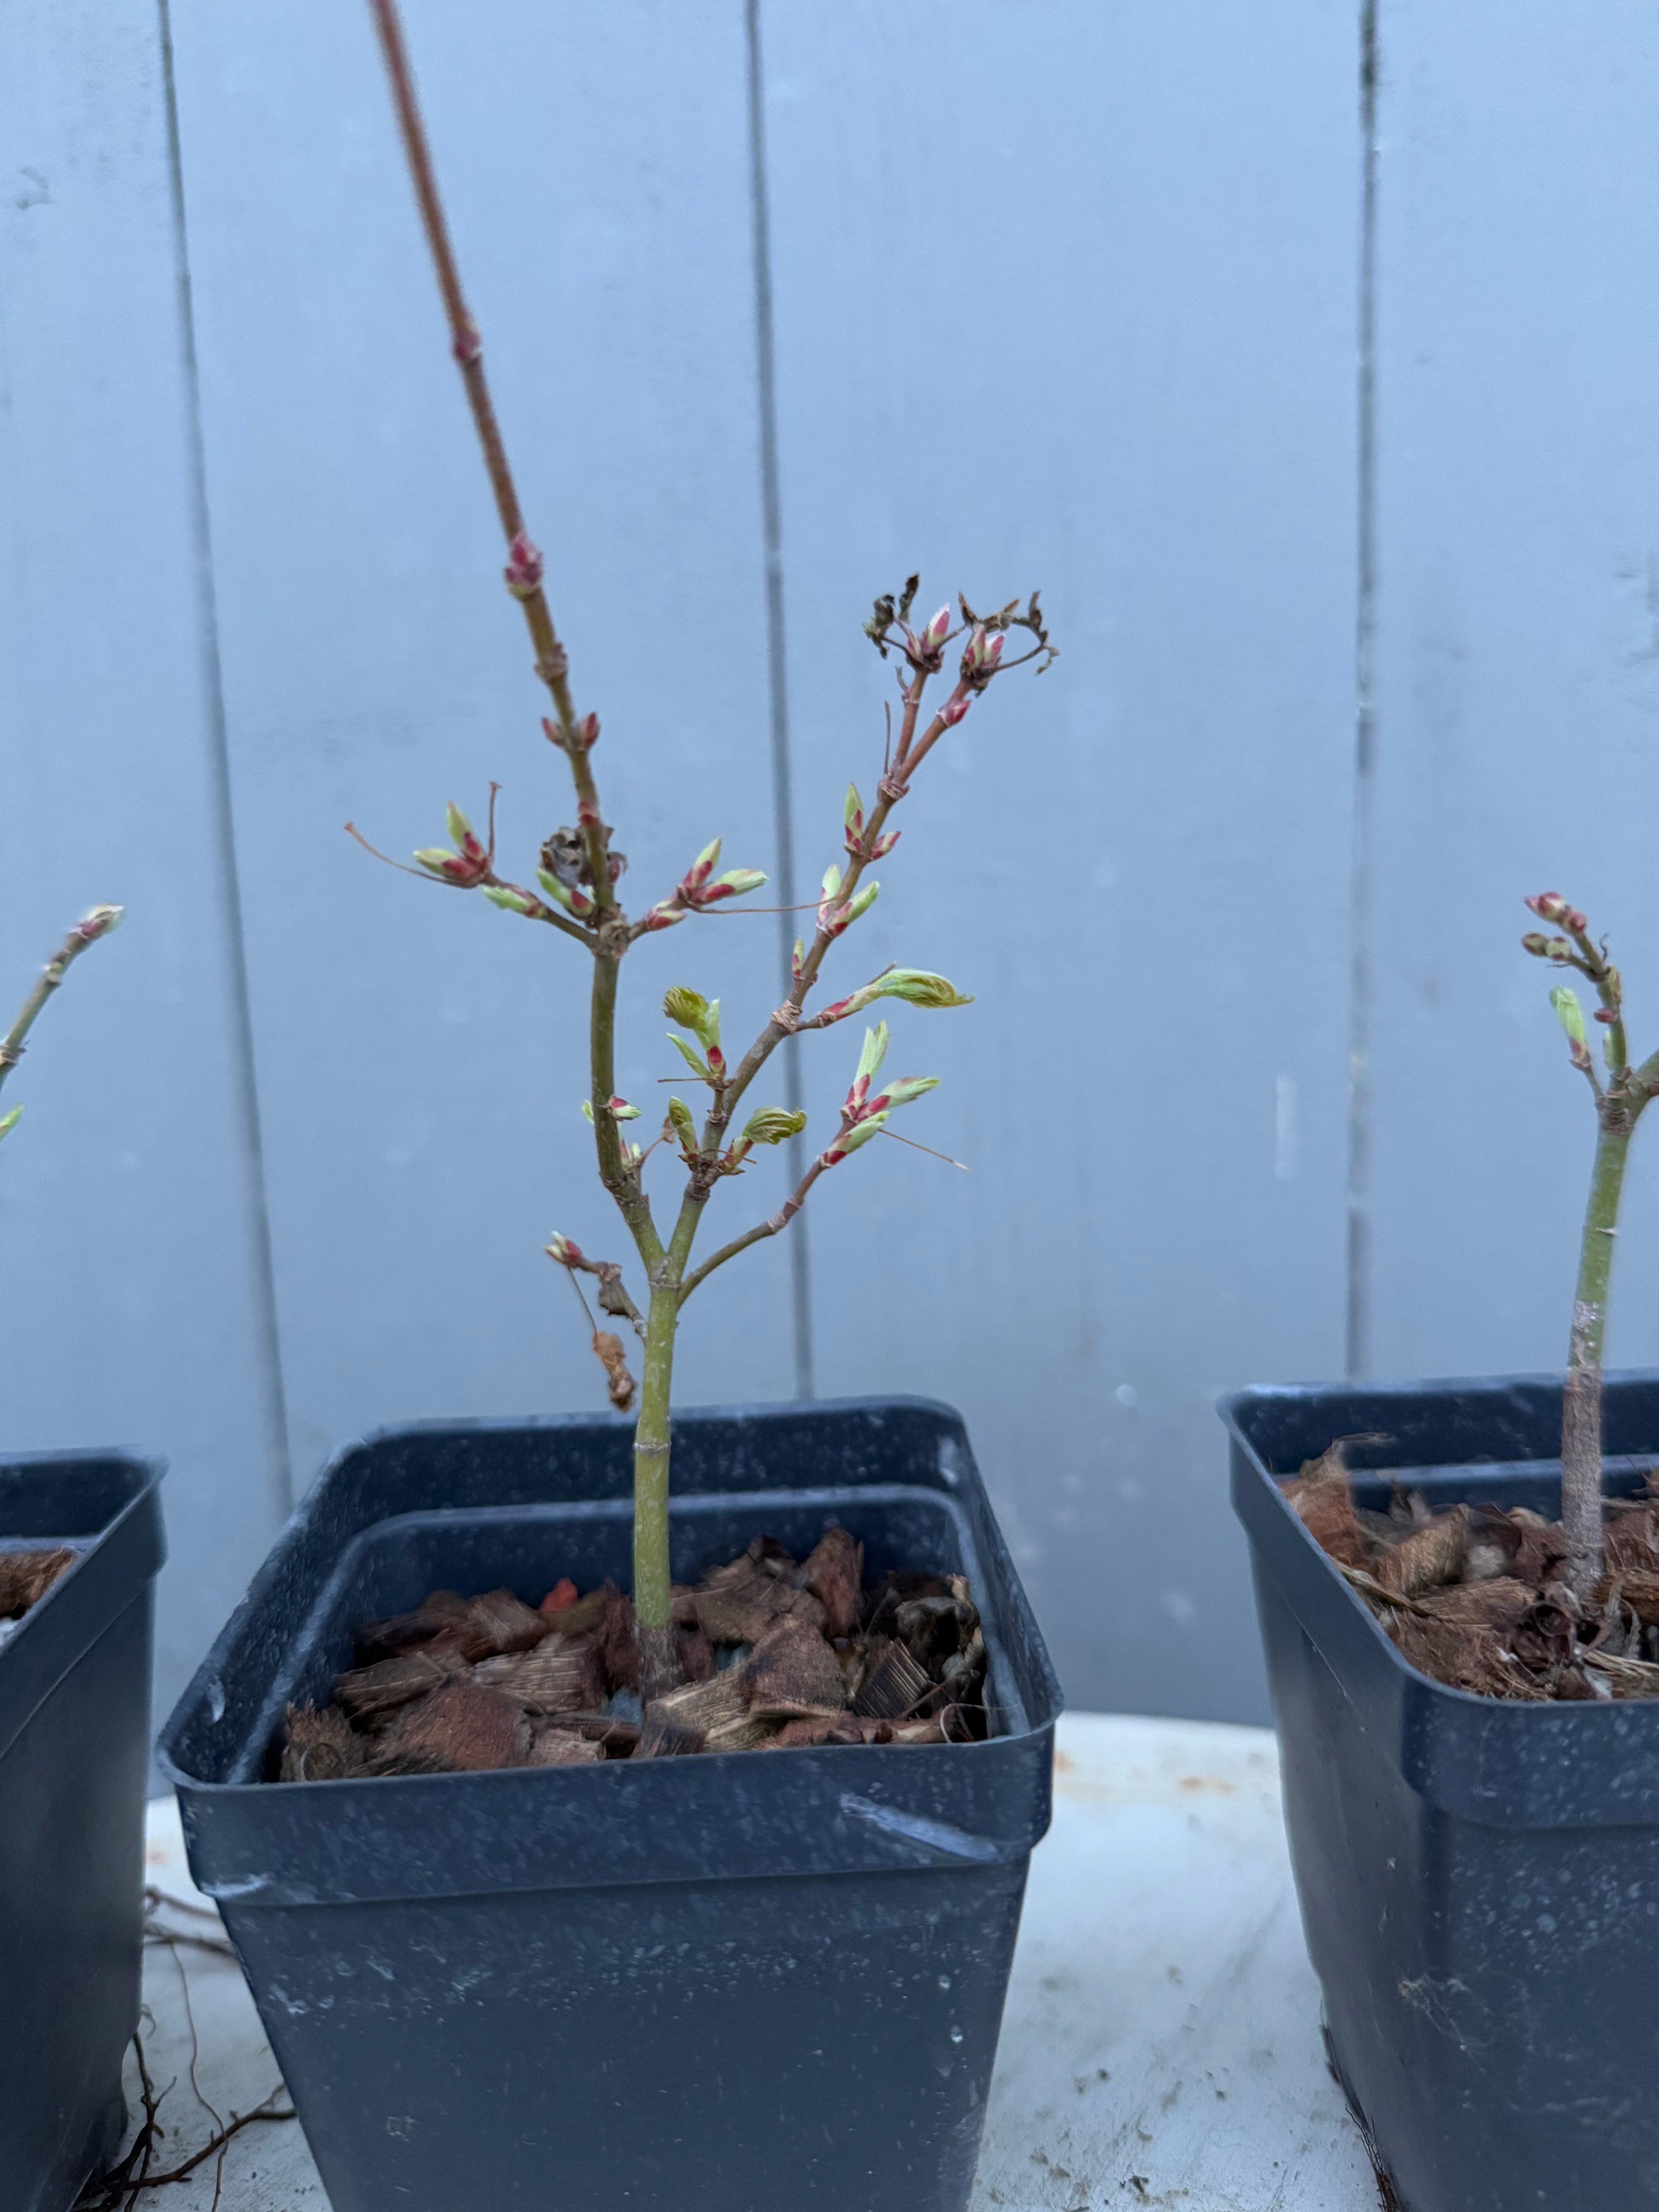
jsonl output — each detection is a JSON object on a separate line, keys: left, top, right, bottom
{"left": 668, "top": 1096, "right": 698, "bottom": 1150}
{"left": 711, "top": 867, "right": 767, "bottom": 898}
{"left": 663, "top": 987, "right": 721, "bottom": 1051}
{"left": 874, "top": 968, "right": 974, "bottom": 1011}
{"left": 740, "top": 1107, "right": 809, "bottom": 1147}
{"left": 1551, "top": 986, "right": 1587, "bottom": 1049}
{"left": 835, "top": 1112, "right": 888, "bottom": 1157}
{"left": 482, "top": 884, "right": 540, "bottom": 917}
{"left": 0, "top": 1104, "right": 21, "bottom": 1142}
{"left": 668, "top": 1033, "right": 713, "bottom": 1079}
{"left": 855, "top": 1022, "right": 890, "bottom": 1083}
{"left": 879, "top": 1075, "right": 939, "bottom": 1109}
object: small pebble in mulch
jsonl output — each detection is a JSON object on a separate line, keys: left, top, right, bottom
{"left": 278, "top": 1528, "right": 990, "bottom": 1779}
{"left": 1289, "top": 1439, "right": 1659, "bottom": 1703}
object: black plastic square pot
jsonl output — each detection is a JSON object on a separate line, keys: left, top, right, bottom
{"left": 1226, "top": 1371, "right": 1659, "bottom": 2212}
{"left": 157, "top": 1397, "right": 1061, "bottom": 2212}
{"left": 0, "top": 1451, "right": 165, "bottom": 2212}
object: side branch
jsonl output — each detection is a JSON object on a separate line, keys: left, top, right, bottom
{"left": 679, "top": 1158, "right": 827, "bottom": 1299}
{"left": 0, "top": 907, "right": 122, "bottom": 1106}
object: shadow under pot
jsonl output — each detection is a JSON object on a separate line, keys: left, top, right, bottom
{"left": 158, "top": 1396, "right": 1061, "bottom": 2212}
{"left": 1227, "top": 1369, "right": 1659, "bottom": 2212}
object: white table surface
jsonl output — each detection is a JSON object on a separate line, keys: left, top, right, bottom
{"left": 125, "top": 1713, "right": 1379, "bottom": 2210}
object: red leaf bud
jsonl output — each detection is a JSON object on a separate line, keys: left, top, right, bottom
{"left": 503, "top": 531, "right": 544, "bottom": 598}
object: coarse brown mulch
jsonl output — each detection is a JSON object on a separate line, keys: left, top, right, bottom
{"left": 0, "top": 1546, "right": 76, "bottom": 1639}
{"left": 279, "top": 1526, "right": 990, "bottom": 1778}
{"left": 1288, "top": 1441, "right": 1659, "bottom": 1702}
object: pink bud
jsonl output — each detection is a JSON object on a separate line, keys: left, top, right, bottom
{"left": 642, "top": 901, "right": 685, "bottom": 932}
{"left": 577, "top": 713, "right": 600, "bottom": 749}
{"left": 1526, "top": 892, "right": 1568, "bottom": 922}
{"left": 871, "top": 830, "right": 901, "bottom": 858}
{"left": 503, "top": 531, "right": 544, "bottom": 598}
{"left": 924, "top": 605, "right": 951, "bottom": 651}
{"left": 1594, "top": 1007, "right": 1617, "bottom": 1024}
{"left": 452, "top": 321, "right": 483, "bottom": 368}
{"left": 939, "top": 696, "right": 971, "bottom": 728}
{"left": 1568, "top": 908, "right": 1588, "bottom": 934}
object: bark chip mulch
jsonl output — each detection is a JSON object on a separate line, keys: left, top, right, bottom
{"left": 0, "top": 1546, "right": 76, "bottom": 1649}
{"left": 1289, "top": 1440, "right": 1659, "bottom": 1702}
{"left": 278, "top": 1526, "right": 990, "bottom": 1778}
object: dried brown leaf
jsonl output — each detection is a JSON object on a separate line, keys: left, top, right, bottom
{"left": 1376, "top": 1508, "right": 1467, "bottom": 1599}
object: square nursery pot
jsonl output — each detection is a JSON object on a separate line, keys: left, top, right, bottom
{"left": 0, "top": 1451, "right": 165, "bottom": 2212}
{"left": 1226, "top": 1370, "right": 1659, "bottom": 2212}
{"left": 157, "top": 1396, "right": 1061, "bottom": 2212}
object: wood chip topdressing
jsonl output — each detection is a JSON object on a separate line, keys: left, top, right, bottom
{"left": 278, "top": 1529, "right": 991, "bottom": 1780}
{"left": 1288, "top": 1442, "right": 1659, "bottom": 1702}
{"left": 0, "top": 1547, "right": 77, "bottom": 1650}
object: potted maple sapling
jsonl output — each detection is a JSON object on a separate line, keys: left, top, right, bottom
{"left": 156, "top": 8, "right": 1061, "bottom": 2210}
{"left": 1225, "top": 890, "right": 1659, "bottom": 2212}
{"left": 0, "top": 906, "right": 167, "bottom": 2212}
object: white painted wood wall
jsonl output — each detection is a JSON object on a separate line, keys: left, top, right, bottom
{"left": 5, "top": 0, "right": 1658, "bottom": 1731}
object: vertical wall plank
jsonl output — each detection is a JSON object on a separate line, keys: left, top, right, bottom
{"left": 1369, "top": 2, "right": 1659, "bottom": 1385}
{"left": 760, "top": 0, "right": 1360, "bottom": 1718}
{"left": 0, "top": 0, "right": 285, "bottom": 1722}
{"left": 168, "top": 0, "right": 796, "bottom": 1477}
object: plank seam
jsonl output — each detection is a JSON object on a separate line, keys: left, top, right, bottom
{"left": 1347, "top": 0, "right": 1382, "bottom": 1380}
{"left": 745, "top": 0, "right": 814, "bottom": 1400}
{"left": 156, "top": 0, "right": 295, "bottom": 1517}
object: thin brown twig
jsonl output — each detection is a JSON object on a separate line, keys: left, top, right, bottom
{"left": 130, "top": 2092, "right": 296, "bottom": 2190}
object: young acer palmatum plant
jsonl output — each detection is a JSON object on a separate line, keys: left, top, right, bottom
{"left": 1522, "top": 892, "right": 1659, "bottom": 1599}
{"left": 360, "top": 0, "right": 1054, "bottom": 1700}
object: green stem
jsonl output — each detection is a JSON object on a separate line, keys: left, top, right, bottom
{"left": 632, "top": 1283, "right": 680, "bottom": 1695}
{"left": 1562, "top": 1117, "right": 1633, "bottom": 1597}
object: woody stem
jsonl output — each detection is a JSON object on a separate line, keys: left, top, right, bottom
{"left": 366, "top": 0, "right": 613, "bottom": 905}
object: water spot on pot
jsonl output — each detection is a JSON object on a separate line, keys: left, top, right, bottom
{"left": 938, "top": 1973, "right": 953, "bottom": 1989}
{"left": 950, "top": 2027, "right": 964, "bottom": 2044}
{"left": 385, "top": 2115, "right": 415, "bottom": 2140}
{"left": 1116, "top": 1383, "right": 1138, "bottom": 1407}
{"left": 207, "top": 1678, "right": 226, "bottom": 1723}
